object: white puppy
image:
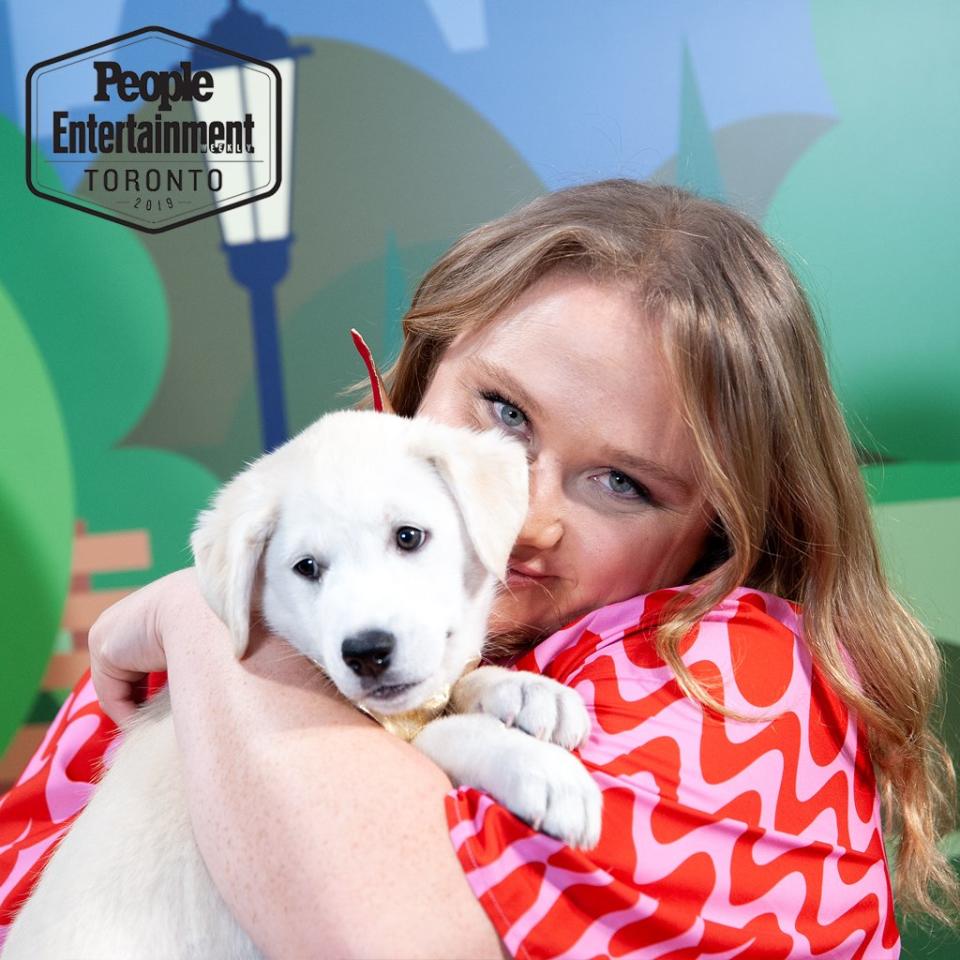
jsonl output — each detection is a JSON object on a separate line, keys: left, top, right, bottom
{"left": 3, "top": 410, "right": 601, "bottom": 960}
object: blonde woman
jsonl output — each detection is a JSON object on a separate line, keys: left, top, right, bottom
{"left": 1, "top": 180, "right": 956, "bottom": 958}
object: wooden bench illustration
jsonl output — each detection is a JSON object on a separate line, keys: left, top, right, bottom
{"left": 0, "top": 520, "right": 152, "bottom": 792}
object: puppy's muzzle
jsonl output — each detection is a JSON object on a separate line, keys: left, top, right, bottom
{"left": 342, "top": 629, "right": 395, "bottom": 679}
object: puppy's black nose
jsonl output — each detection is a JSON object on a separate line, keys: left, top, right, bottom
{"left": 342, "top": 629, "right": 395, "bottom": 678}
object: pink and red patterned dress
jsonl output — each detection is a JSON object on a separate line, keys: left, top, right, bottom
{"left": 0, "top": 585, "right": 900, "bottom": 958}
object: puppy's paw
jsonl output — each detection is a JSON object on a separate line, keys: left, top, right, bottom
{"left": 453, "top": 666, "right": 591, "bottom": 750}
{"left": 490, "top": 734, "right": 603, "bottom": 849}
{"left": 413, "top": 714, "right": 603, "bottom": 850}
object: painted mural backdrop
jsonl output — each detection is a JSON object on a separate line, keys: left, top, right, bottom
{"left": 0, "top": 1, "right": 957, "bottom": 954}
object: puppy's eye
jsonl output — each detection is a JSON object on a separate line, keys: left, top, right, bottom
{"left": 396, "top": 526, "right": 426, "bottom": 551}
{"left": 293, "top": 557, "right": 322, "bottom": 581}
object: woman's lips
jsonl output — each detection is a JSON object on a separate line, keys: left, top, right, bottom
{"left": 507, "top": 564, "right": 552, "bottom": 585}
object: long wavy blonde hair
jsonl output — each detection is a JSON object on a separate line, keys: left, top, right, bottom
{"left": 342, "top": 179, "right": 958, "bottom": 922}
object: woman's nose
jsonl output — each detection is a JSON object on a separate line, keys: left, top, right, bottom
{"left": 515, "top": 462, "right": 564, "bottom": 550}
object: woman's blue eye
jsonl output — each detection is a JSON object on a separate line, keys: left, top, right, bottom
{"left": 480, "top": 390, "right": 528, "bottom": 432}
{"left": 604, "top": 469, "right": 650, "bottom": 501}
{"left": 496, "top": 401, "right": 526, "bottom": 430}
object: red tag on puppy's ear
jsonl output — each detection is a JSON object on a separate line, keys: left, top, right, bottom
{"left": 350, "top": 328, "right": 395, "bottom": 414}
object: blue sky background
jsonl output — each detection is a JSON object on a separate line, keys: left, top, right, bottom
{"left": 2, "top": 0, "right": 835, "bottom": 190}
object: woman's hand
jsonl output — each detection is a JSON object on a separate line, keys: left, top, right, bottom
{"left": 87, "top": 566, "right": 201, "bottom": 726}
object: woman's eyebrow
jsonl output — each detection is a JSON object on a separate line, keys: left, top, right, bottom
{"left": 465, "top": 357, "right": 546, "bottom": 420}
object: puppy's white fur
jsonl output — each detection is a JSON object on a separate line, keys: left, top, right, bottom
{"left": 3, "top": 410, "right": 601, "bottom": 960}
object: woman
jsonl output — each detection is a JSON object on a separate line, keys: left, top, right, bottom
{"left": 1, "top": 180, "right": 956, "bottom": 958}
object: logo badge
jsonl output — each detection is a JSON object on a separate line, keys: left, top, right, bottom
{"left": 26, "top": 25, "right": 282, "bottom": 232}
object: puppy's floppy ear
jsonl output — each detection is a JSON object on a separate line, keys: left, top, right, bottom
{"left": 413, "top": 422, "right": 529, "bottom": 583}
{"left": 190, "top": 458, "right": 281, "bottom": 657}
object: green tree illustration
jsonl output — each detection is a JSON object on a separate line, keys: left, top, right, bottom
{"left": 0, "top": 116, "right": 220, "bottom": 746}
{"left": 763, "top": 3, "right": 960, "bottom": 953}
{"left": 0, "top": 283, "right": 72, "bottom": 754}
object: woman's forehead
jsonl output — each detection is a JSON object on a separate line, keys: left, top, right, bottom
{"left": 449, "top": 274, "right": 658, "bottom": 362}
{"left": 446, "top": 276, "right": 669, "bottom": 407}
{"left": 433, "top": 279, "right": 699, "bottom": 500}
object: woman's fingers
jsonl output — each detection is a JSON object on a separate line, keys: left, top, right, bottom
{"left": 87, "top": 573, "right": 178, "bottom": 726}
{"left": 88, "top": 645, "right": 145, "bottom": 726}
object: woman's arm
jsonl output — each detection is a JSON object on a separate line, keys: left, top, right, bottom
{"left": 138, "top": 569, "right": 508, "bottom": 959}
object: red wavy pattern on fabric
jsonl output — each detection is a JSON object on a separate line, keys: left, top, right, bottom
{"left": 0, "top": 674, "right": 115, "bottom": 930}
{"left": 447, "top": 586, "right": 900, "bottom": 959}
{"left": 0, "top": 669, "right": 168, "bottom": 942}
{"left": 1, "top": 587, "right": 898, "bottom": 959}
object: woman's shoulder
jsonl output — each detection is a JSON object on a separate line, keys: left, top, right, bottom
{"left": 516, "top": 584, "right": 871, "bottom": 800}
{"left": 462, "top": 586, "right": 899, "bottom": 958}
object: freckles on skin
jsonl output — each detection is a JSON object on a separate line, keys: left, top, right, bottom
{"left": 415, "top": 269, "right": 714, "bottom": 643}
